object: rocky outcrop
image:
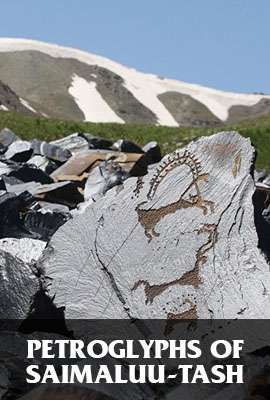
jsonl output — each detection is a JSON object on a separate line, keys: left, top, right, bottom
{"left": 0, "top": 51, "right": 158, "bottom": 124}
{"left": 0, "top": 80, "right": 36, "bottom": 115}
{"left": 158, "top": 91, "right": 221, "bottom": 127}
{"left": 228, "top": 98, "right": 270, "bottom": 122}
{"left": 41, "top": 131, "right": 270, "bottom": 320}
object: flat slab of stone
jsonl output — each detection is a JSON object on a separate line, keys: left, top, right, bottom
{"left": 42, "top": 132, "right": 270, "bottom": 319}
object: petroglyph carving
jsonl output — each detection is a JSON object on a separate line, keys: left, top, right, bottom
{"left": 132, "top": 223, "right": 217, "bottom": 307}
{"left": 168, "top": 299, "right": 198, "bottom": 320}
{"left": 136, "top": 150, "right": 214, "bottom": 241}
{"left": 42, "top": 131, "right": 270, "bottom": 323}
{"left": 232, "top": 151, "right": 242, "bottom": 178}
{"left": 133, "top": 176, "right": 144, "bottom": 197}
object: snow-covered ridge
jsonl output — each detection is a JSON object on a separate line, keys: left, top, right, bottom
{"left": 0, "top": 38, "right": 269, "bottom": 125}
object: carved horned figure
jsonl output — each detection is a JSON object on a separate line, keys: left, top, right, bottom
{"left": 136, "top": 149, "right": 214, "bottom": 242}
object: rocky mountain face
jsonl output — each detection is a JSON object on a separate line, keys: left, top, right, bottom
{"left": 0, "top": 38, "right": 270, "bottom": 126}
{"left": 0, "top": 80, "right": 37, "bottom": 115}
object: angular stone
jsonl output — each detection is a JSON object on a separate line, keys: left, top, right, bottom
{"left": 4, "top": 140, "right": 33, "bottom": 162}
{"left": 41, "top": 132, "right": 270, "bottom": 320}
{"left": 0, "top": 192, "right": 37, "bottom": 239}
{"left": 0, "top": 161, "right": 12, "bottom": 176}
{"left": 5, "top": 180, "right": 70, "bottom": 196}
{"left": 27, "top": 155, "right": 48, "bottom": 171}
{"left": 7, "top": 165, "right": 53, "bottom": 184}
{"left": 84, "top": 161, "right": 127, "bottom": 201}
{"left": 51, "top": 150, "right": 141, "bottom": 180}
{"left": 50, "top": 150, "right": 109, "bottom": 179}
{"left": 40, "top": 182, "right": 84, "bottom": 208}
{"left": 113, "top": 139, "right": 143, "bottom": 153}
{"left": 51, "top": 133, "right": 89, "bottom": 154}
{"left": 0, "top": 238, "right": 45, "bottom": 264}
{"left": 82, "top": 134, "right": 114, "bottom": 150}
{"left": 31, "top": 139, "right": 72, "bottom": 162}
{"left": 24, "top": 210, "right": 70, "bottom": 242}
{"left": 142, "top": 141, "right": 162, "bottom": 164}
{"left": 38, "top": 201, "right": 70, "bottom": 214}
{"left": 0, "top": 128, "right": 18, "bottom": 148}
{"left": 0, "top": 250, "right": 39, "bottom": 318}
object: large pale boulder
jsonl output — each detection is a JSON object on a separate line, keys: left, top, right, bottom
{"left": 42, "top": 131, "right": 270, "bottom": 319}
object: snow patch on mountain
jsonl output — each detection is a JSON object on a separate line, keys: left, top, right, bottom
{"left": 124, "top": 77, "right": 179, "bottom": 126}
{"left": 20, "top": 98, "right": 37, "bottom": 113}
{"left": 0, "top": 38, "right": 269, "bottom": 124}
{"left": 69, "top": 74, "right": 124, "bottom": 123}
{"left": 0, "top": 105, "right": 8, "bottom": 111}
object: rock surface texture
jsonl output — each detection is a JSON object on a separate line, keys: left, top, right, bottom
{"left": 0, "top": 250, "right": 39, "bottom": 318}
{"left": 43, "top": 131, "right": 270, "bottom": 319}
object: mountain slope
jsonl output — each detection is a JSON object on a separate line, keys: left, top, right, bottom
{"left": 0, "top": 38, "right": 269, "bottom": 127}
{"left": 0, "top": 80, "right": 37, "bottom": 115}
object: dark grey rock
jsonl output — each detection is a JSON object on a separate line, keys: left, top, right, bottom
{"left": 142, "top": 141, "right": 162, "bottom": 164}
{"left": 4, "top": 180, "right": 70, "bottom": 196}
{"left": 255, "top": 169, "right": 269, "bottom": 183}
{"left": 0, "top": 128, "right": 18, "bottom": 148}
{"left": 31, "top": 139, "right": 72, "bottom": 162}
{"left": 5, "top": 140, "right": 33, "bottom": 162}
{"left": 0, "top": 250, "right": 39, "bottom": 319}
{"left": 0, "top": 79, "right": 37, "bottom": 116}
{"left": 41, "top": 181, "right": 84, "bottom": 208}
{"left": 38, "top": 201, "right": 70, "bottom": 214}
{"left": 27, "top": 155, "right": 48, "bottom": 171}
{"left": 262, "top": 206, "right": 270, "bottom": 224}
{"left": 24, "top": 210, "right": 70, "bottom": 241}
{"left": 7, "top": 165, "right": 53, "bottom": 184}
{"left": 51, "top": 133, "right": 89, "bottom": 153}
{"left": 84, "top": 161, "right": 127, "bottom": 201}
{"left": 0, "top": 192, "right": 38, "bottom": 239}
{"left": 128, "top": 142, "right": 162, "bottom": 177}
{"left": 81, "top": 134, "right": 114, "bottom": 150}
{"left": 113, "top": 138, "right": 143, "bottom": 153}
{"left": 0, "top": 189, "right": 69, "bottom": 242}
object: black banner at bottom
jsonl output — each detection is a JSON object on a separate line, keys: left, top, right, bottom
{"left": 1, "top": 319, "right": 270, "bottom": 399}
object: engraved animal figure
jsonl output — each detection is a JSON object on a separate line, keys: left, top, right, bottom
{"left": 132, "top": 223, "right": 217, "bottom": 302}
{"left": 136, "top": 150, "right": 214, "bottom": 242}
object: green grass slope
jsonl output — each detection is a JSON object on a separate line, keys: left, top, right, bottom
{"left": 0, "top": 110, "right": 269, "bottom": 171}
